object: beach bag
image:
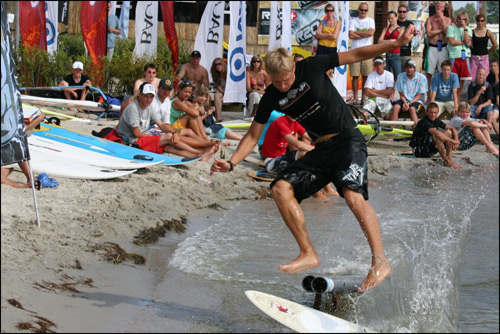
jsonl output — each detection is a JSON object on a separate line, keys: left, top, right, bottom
{"left": 92, "top": 127, "right": 127, "bottom": 145}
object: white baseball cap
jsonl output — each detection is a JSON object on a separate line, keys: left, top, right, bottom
{"left": 140, "top": 83, "right": 156, "bottom": 96}
{"left": 72, "top": 61, "right": 84, "bottom": 70}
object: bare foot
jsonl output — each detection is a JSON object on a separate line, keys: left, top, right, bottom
{"left": 359, "top": 260, "right": 392, "bottom": 292}
{"left": 279, "top": 252, "right": 321, "bottom": 274}
{"left": 323, "top": 184, "right": 339, "bottom": 196}
{"left": 200, "top": 143, "right": 219, "bottom": 162}
{"left": 486, "top": 145, "right": 499, "bottom": 157}
{"left": 312, "top": 191, "right": 329, "bottom": 200}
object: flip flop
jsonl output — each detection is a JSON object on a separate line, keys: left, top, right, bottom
{"left": 36, "top": 172, "right": 59, "bottom": 188}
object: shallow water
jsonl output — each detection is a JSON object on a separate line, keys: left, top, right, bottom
{"left": 138, "top": 164, "right": 499, "bottom": 333}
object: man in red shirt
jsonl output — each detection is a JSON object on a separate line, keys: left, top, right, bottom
{"left": 260, "top": 115, "right": 338, "bottom": 199}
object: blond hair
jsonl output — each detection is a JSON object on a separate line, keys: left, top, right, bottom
{"left": 264, "top": 47, "right": 294, "bottom": 76}
{"left": 458, "top": 102, "right": 470, "bottom": 112}
{"left": 194, "top": 86, "right": 211, "bottom": 109}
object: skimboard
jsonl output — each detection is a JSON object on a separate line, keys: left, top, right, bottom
{"left": 29, "top": 136, "right": 161, "bottom": 170}
{"left": 248, "top": 170, "right": 277, "bottom": 181}
{"left": 21, "top": 95, "right": 121, "bottom": 112}
{"left": 220, "top": 119, "right": 413, "bottom": 130}
{"left": 17, "top": 149, "right": 135, "bottom": 180}
{"left": 33, "top": 124, "right": 200, "bottom": 166}
{"left": 245, "top": 290, "right": 375, "bottom": 333}
{"left": 243, "top": 155, "right": 266, "bottom": 167}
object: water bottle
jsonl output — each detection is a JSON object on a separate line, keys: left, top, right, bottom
{"left": 437, "top": 39, "right": 442, "bottom": 51}
{"left": 220, "top": 148, "right": 226, "bottom": 159}
{"left": 461, "top": 49, "right": 466, "bottom": 60}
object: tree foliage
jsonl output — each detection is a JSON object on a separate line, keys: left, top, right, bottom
{"left": 486, "top": 1, "right": 499, "bottom": 24}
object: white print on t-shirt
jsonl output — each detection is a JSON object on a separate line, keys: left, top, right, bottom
{"left": 279, "top": 82, "right": 310, "bottom": 109}
{"left": 342, "top": 163, "right": 364, "bottom": 184}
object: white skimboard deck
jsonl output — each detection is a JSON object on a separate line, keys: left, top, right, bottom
{"left": 245, "top": 290, "right": 375, "bottom": 333}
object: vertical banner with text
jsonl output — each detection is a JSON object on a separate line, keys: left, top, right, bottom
{"left": 45, "top": 1, "right": 59, "bottom": 54}
{"left": 133, "top": 1, "right": 158, "bottom": 59}
{"left": 333, "top": 1, "right": 349, "bottom": 99}
{"left": 119, "top": 1, "right": 130, "bottom": 39}
{"left": 225, "top": 1, "right": 247, "bottom": 104}
{"left": 194, "top": 1, "right": 224, "bottom": 83}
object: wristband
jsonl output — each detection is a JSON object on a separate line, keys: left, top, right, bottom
{"left": 227, "top": 160, "right": 234, "bottom": 172}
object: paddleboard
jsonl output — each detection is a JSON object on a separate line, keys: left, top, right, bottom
{"left": 245, "top": 290, "right": 375, "bottom": 333}
{"left": 33, "top": 124, "right": 200, "bottom": 166}
{"left": 29, "top": 136, "right": 161, "bottom": 170}
{"left": 248, "top": 170, "right": 277, "bottom": 181}
{"left": 21, "top": 95, "right": 120, "bottom": 112}
{"left": 16, "top": 149, "right": 135, "bottom": 180}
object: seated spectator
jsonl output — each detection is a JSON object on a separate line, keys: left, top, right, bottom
{"left": 193, "top": 86, "right": 243, "bottom": 142}
{"left": 409, "top": 102, "right": 461, "bottom": 169}
{"left": 210, "top": 57, "right": 227, "bottom": 122}
{"left": 177, "top": 50, "right": 210, "bottom": 91}
{"left": 428, "top": 60, "right": 460, "bottom": 118}
{"left": 448, "top": 102, "right": 499, "bottom": 156}
{"left": 118, "top": 83, "right": 217, "bottom": 161}
{"left": 170, "top": 80, "right": 214, "bottom": 144}
{"left": 391, "top": 59, "right": 428, "bottom": 126}
{"left": 447, "top": 12, "right": 473, "bottom": 97}
{"left": 361, "top": 56, "right": 394, "bottom": 120}
{"left": 378, "top": 11, "right": 404, "bottom": 80}
{"left": 133, "top": 63, "right": 161, "bottom": 95}
{"left": 58, "top": 61, "right": 92, "bottom": 101}
{"left": 246, "top": 54, "right": 271, "bottom": 118}
{"left": 468, "top": 67, "right": 499, "bottom": 135}
{"left": 486, "top": 60, "right": 499, "bottom": 86}
{"left": 293, "top": 54, "right": 305, "bottom": 62}
{"left": 260, "top": 115, "right": 338, "bottom": 199}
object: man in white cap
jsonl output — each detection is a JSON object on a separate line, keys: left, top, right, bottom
{"left": 119, "top": 82, "right": 217, "bottom": 160}
{"left": 58, "top": 61, "right": 92, "bottom": 101}
{"left": 177, "top": 50, "right": 209, "bottom": 90}
{"left": 361, "top": 56, "right": 395, "bottom": 120}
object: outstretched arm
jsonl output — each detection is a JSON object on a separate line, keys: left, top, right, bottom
{"left": 339, "top": 24, "right": 417, "bottom": 66}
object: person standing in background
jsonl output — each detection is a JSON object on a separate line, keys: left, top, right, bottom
{"left": 315, "top": 3, "right": 340, "bottom": 56}
{"left": 470, "top": 14, "right": 497, "bottom": 80}
{"left": 107, "top": 2, "right": 121, "bottom": 61}
{"left": 397, "top": 4, "right": 413, "bottom": 71}
{"left": 378, "top": 11, "right": 404, "bottom": 81}
{"left": 447, "top": 12, "right": 473, "bottom": 98}
{"left": 348, "top": 2, "right": 375, "bottom": 105}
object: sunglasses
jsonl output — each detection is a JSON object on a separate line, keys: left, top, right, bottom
{"left": 215, "top": 63, "right": 223, "bottom": 66}
{"left": 359, "top": 8, "right": 368, "bottom": 12}
{"left": 458, "top": 17, "right": 467, "bottom": 21}
{"left": 325, "top": 9, "right": 334, "bottom": 12}
{"left": 180, "top": 80, "right": 194, "bottom": 88}
{"left": 477, "top": 19, "right": 485, "bottom": 22}
{"left": 398, "top": 10, "right": 407, "bottom": 13}
{"left": 147, "top": 70, "right": 156, "bottom": 74}
{"left": 252, "top": 60, "right": 261, "bottom": 63}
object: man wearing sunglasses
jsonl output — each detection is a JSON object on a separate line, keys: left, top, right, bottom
{"left": 177, "top": 50, "right": 210, "bottom": 91}
{"left": 397, "top": 5, "right": 413, "bottom": 70}
{"left": 133, "top": 63, "right": 161, "bottom": 95}
{"left": 447, "top": 11, "right": 473, "bottom": 97}
{"left": 348, "top": 2, "right": 375, "bottom": 105}
{"left": 424, "top": 1, "right": 452, "bottom": 94}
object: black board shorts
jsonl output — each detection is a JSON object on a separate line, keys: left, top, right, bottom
{"left": 270, "top": 127, "right": 369, "bottom": 203}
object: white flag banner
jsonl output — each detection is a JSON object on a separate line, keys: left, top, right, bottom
{"left": 225, "top": 1, "right": 247, "bottom": 103}
{"left": 333, "top": 1, "right": 339, "bottom": 21}
{"left": 45, "top": 1, "right": 58, "bottom": 54}
{"left": 133, "top": 1, "right": 158, "bottom": 58}
{"left": 194, "top": 1, "right": 224, "bottom": 83}
{"left": 268, "top": 1, "right": 281, "bottom": 51}
{"left": 281, "top": 1, "right": 292, "bottom": 52}
{"left": 333, "top": 1, "right": 349, "bottom": 100}
{"left": 109, "top": 1, "right": 117, "bottom": 16}
{"left": 119, "top": 1, "right": 130, "bottom": 39}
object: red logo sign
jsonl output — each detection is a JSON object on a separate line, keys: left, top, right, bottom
{"left": 291, "top": 10, "right": 297, "bottom": 21}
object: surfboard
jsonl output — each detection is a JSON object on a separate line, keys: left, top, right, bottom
{"left": 33, "top": 124, "right": 201, "bottom": 166}
{"left": 16, "top": 149, "right": 136, "bottom": 180}
{"left": 245, "top": 290, "right": 375, "bottom": 333}
{"left": 248, "top": 170, "right": 277, "bottom": 181}
{"left": 220, "top": 120, "right": 414, "bottom": 130}
{"left": 29, "top": 136, "right": 162, "bottom": 170}
{"left": 21, "top": 95, "right": 121, "bottom": 112}
{"left": 358, "top": 125, "right": 413, "bottom": 139}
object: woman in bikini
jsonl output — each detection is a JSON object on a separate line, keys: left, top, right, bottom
{"left": 246, "top": 54, "right": 271, "bottom": 118}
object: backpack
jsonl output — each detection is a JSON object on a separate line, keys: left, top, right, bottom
{"left": 91, "top": 127, "right": 128, "bottom": 145}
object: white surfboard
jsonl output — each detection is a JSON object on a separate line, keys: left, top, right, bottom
{"left": 17, "top": 149, "right": 136, "bottom": 180}
{"left": 28, "top": 136, "right": 161, "bottom": 170}
{"left": 245, "top": 290, "right": 375, "bottom": 333}
{"left": 21, "top": 95, "right": 120, "bottom": 112}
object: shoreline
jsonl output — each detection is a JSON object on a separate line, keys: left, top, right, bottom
{"left": 1, "top": 115, "right": 499, "bottom": 332}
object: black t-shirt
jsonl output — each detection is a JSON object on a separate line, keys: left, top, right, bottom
{"left": 468, "top": 81, "right": 494, "bottom": 106}
{"left": 410, "top": 115, "right": 446, "bottom": 148}
{"left": 254, "top": 53, "right": 356, "bottom": 141}
{"left": 486, "top": 72, "right": 498, "bottom": 86}
{"left": 397, "top": 19, "right": 413, "bottom": 57}
{"left": 63, "top": 74, "right": 91, "bottom": 100}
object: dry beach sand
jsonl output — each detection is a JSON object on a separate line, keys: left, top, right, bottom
{"left": 1, "top": 111, "right": 498, "bottom": 333}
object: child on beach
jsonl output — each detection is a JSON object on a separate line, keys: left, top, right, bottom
{"left": 447, "top": 102, "right": 499, "bottom": 156}
{"left": 409, "top": 102, "right": 462, "bottom": 169}
{"left": 193, "top": 87, "right": 243, "bottom": 142}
